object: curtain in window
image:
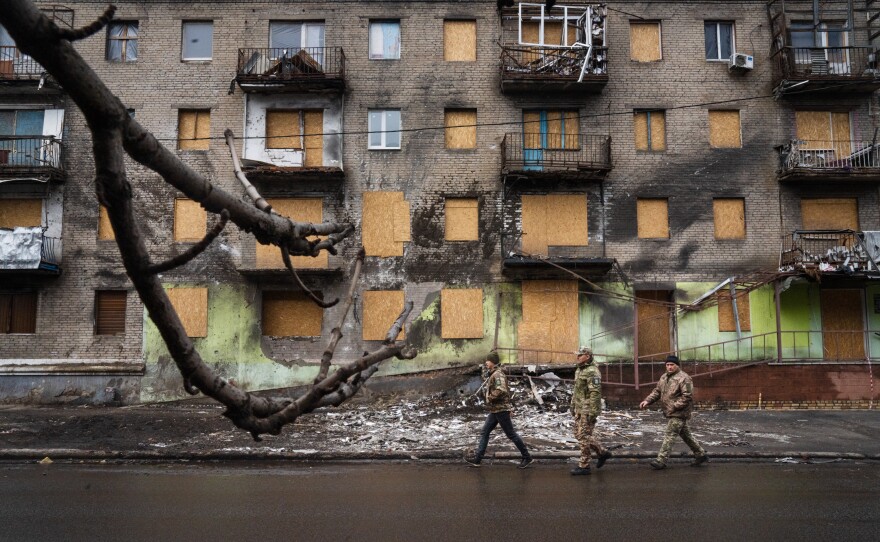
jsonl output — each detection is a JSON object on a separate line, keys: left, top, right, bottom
{"left": 270, "top": 22, "right": 302, "bottom": 51}
{"left": 370, "top": 22, "right": 400, "bottom": 59}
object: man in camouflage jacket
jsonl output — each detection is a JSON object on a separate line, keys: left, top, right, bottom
{"left": 639, "top": 355, "right": 708, "bottom": 469}
{"left": 465, "top": 352, "right": 533, "bottom": 469}
{"left": 570, "top": 346, "right": 613, "bottom": 475}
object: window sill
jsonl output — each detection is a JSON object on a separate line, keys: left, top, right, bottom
{"left": 445, "top": 148, "right": 477, "bottom": 153}
{"left": 368, "top": 147, "right": 402, "bottom": 151}
{"left": 369, "top": 58, "right": 401, "bottom": 61}
{"left": 177, "top": 149, "right": 210, "bottom": 154}
{"left": 182, "top": 59, "right": 213, "bottom": 64}
{"left": 638, "top": 238, "right": 670, "bottom": 241}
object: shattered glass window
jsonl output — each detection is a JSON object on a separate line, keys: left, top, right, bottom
{"left": 106, "top": 21, "right": 138, "bottom": 62}
{"left": 182, "top": 21, "right": 213, "bottom": 61}
{"left": 704, "top": 21, "right": 733, "bottom": 61}
{"left": 369, "top": 21, "right": 401, "bottom": 59}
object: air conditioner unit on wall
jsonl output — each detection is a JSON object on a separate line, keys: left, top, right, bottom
{"left": 729, "top": 52, "right": 754, "bottom": 72}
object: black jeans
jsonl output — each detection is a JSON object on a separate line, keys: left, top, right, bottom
{"left": 474, "top": 411, "right": 530, "bottom": 461}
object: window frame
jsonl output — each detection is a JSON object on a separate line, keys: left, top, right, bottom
{"left": 106, "top": 21, "right": 139, "bottom": 62}
{"left": 177, "top": 109, "right": 211, "bottom": 151}
{"left": 94, "top": 290, "right": 127, "bottom": 336}
{"left": 704, "top": 21, "right": 735, "bottom": 62}
{"left": 634, "top": 109, "right": 666, "bottom": 152}
{"left": 0, "top": 291, "right": 38, "bottom": 334}
{"left": 181, "top": 20, "right": 214, "bottom": 62}
{"left": 369, "top": 20, "right": 401, "bottom": 60}
{"left": 368, "top": 109, "right": 402, "bottom": 150}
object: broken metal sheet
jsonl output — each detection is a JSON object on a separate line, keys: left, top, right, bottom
{"left": 0, "top": 226, "right": 42, "bottom": 269}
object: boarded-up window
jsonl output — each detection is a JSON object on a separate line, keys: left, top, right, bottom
{"left": 256, "top": 198, "right": 327, "bottom": 269}
{"left": 261, "top": 290, "right": 322, "bottom": 337}
{"left": 713, "top": 198, "right": 745, "bottom": 239}
{"left": 708, "top": 110, "right": 741, "bottom": 148}
{"left": 178, "top": 109, "right": 210, "bottom": 150}
{"left": 98, "top": 205, "right": 114, "bottom": 240}
{"left": 166, "top": 287, "right": 208, "bottom": 337}
{"left": 717, "top": 290, "right": 751, "bottom": 332}
{"left": 0, "top": 292, "right": 37, "bottom": 334}
{"left": 630, "top": 21, "right": 662, "bottom": 61}
{"left": 363, "top": 192, "right": 410, "bottom": 257}
{"left": 441, "top": 288, "right": 483, "bottom": 339}
{"left": 363, "top": 290, "right": 405, "bottom": 341}
{"left": 517, "top": 280, "right": 579, "bottom": 363}
{"left": 637, "top": 198, "right": 669, "bottom": 239}
{"left": 523, "top": 110, "right": 579, "bottom": 150}
{"left": 266, "top": 110, "right": 301, "bottom": 149}
{"left": 445, "top": 198, "right": 478, "bottom": 241}
{"left": 444, "top": 20, "right": 476, "bottom": 61}
{"left": 521, "top": 20, "right": 577, "bottom": 46}
{"left": 94, "top": 290, "right": 127, "bottom": 335}
{"left": 173, "top": 198, "right": 207, "bottom": 242}
{"left": 521, "top": 194, "right": 588, "bottom": 256}
{"left": 445, "top": 109, "right": 477, "bottom": 149}
{"left": 0, "top": 199, "right": 42, "bottom": 228}
{"left": 634, "top": 110, "right": 666, "bottom": 151}
{"left": 795, "top": 111, "right": 852, "bottom": 156}
{"left": 801, "top": 198, "right": 859, "bottom": 230}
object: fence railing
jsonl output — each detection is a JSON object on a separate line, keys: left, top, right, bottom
{"left": 237, "top": 47, "right": 345, "bottom": 81}
{"left": 501, "top": 45, "right": 607, "bottom": 79}
{"left": 778, "top": 139, "right": 880, "bottom": 172}
{"left": 0, "top": 46, "right": 46, "bottom": 80}
{"left": 0, "top": 136, "right": 63, "bottom": 169}
{"left": 779, "top": 230, "right": 877, "bottom": 271}
{"left": 502, "top": 132, "right": 612, "bottom": 172}
{"left": 772, "top": 45, "right": 878, "bottom": 79}
{"left": 40, "top": 235, "right": 61, "bottom": 267}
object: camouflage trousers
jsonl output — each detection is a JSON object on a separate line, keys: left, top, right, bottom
{"left": 657, "top": 418, "right": 706, "bottom": 463}
{"left": 573, "top": 412, "right": 607, "bottom": 468}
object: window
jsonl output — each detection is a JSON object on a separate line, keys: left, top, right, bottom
{"left": 0, "top": 198, "right": 42, "bottom": 228}
{"left": 717, "top": 290, "right": 751, "bottom": 332}
{"left": 637, "top": 198, "right": 669, "bottom": 239}
{"left": 106, "top": 21, "right": 138, "bottom": 62}
{"left": 713, "top": 198, "right": 745, "bottom": 239}
{"left": 523, "top": 110, "right": 579, "bottom": 150}
{"left": 444, "top": 109, "right": 476, "bottom": 149}
{"left": 521, "top": 194, "right": 588, "bottom": 256}
{"left": 795, "top": 110, "right": 852, "bottom": 157}
{"left": 262, "top": 291, "right": 322, "bottom": 337}
{"left": 265, "top": 109, "right": 323, "bottom": 166}
{"left": 0, "top": 291, "right": 37, "bottom": 334}
{"left": 633, "top": 110, "right": 666, "bottom": 151}
{"left": 801, "top": 198, "right": 859, "bottom": 230}
{"left": 444, "top": 20, "right": 476, "bottom": 61}
{"left": 705, "top": 22, "right": 734, "bottom": 61}
{"left": 445, "top": 198, "right": 478, "bottom": 241}
{"left": 362, "top": 290, "right": 405, "bottom": 341}
{"left": 94, "top": 290, "right": 126, "bottom": 335}
{"left": 363, "top": 192, "right": 410, "bottom": 257}
{"left": 368, "top": 109, "right": 401, "bottom": 149}
{"left": 518, "top": 280, "right": 579, "bottom": 363}
{"left": 369, "top": 20, "right": 401, "bottom": 59}
{"left": 441, "top": 289, "right": 483, "bottom": 339}
{"left": 182, "top": 21, "right": 213, "bottom": 61}
{"left": 630, "top": 21, "right": 661, "bottom": 62}
{"left": 165, "top": 287, "right": 208, "bottom": 337}
{"left": 178, "top": 110, "right": 210, "bottom": 151}
{"left": 0, "top": 109, "right": 46, "bottom": 166}
{"left": 256, "top": 198, "right": 327, "bottom": 268}
{"left": 708, "top": 110, "right": 741, "bottom": 148}
{"left": 173, "top": 198, "right": 207, "bottom": 242}
{"left": 269, "top": 21, "right": 325, "bottom": 65}
{"left": 98, "top": 205, "right": 114, "bottom": 240}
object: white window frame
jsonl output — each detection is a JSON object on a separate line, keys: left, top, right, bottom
{"left": 181, "top": 21, "right": 213, "bottom": 61}
{"left": 368, "top": 109, "right": 401, "bottom": 150}
{"left": 704, "top": 21, "right": 735, "bottom": 62}
{"left": 517, "top": 2, "right": 587, "bottom": 47}
{"left": 369, "top": 20, "right": 401, "bottom": 60}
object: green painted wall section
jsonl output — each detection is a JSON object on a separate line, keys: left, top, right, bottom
{"left": 581, "top": 283, "right": 633, "bottom": 360}
{"left": 867, "top": 284, "right": 880, "bottom": 358}
{"left": 778, "top": 282, "right": 823, "bottom": 359}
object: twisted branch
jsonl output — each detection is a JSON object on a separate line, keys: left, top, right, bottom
{"left": 54, "top": 5, "right": 116, "bottom": 42}
{"left": 280, "top": 246, "right": 339, "bottom": 308}
{"left": 315, "top": 248, "right": 365, "bottom": 383}
{"left": 149, "top": 209, "right": 229, "bottom": 274}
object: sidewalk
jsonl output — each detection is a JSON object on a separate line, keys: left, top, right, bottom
{"left": 1, "top": 392, "right": 878, "bottom": 462}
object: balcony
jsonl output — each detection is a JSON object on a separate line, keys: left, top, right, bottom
{"left": 776, "top": 139, "right": 880, "bottom": 182}
{"left": 771, "top": 46, "right": 880, "bottom": 95}
{"left": 235, "top": 47, "right": 345, "bottom": 93}
{"left": 500, "top": 228, "right": 613, "bottom": 279}
{"left": 500, "top": 45, "right": 608, "bottom": 94}
{"left": 502, "top": 133, "right": 611, "bottom": 180}
{"left": 0, "top": 136, "right": 65, "bottom": 182}
{"left": 780, "top": 230, "right": 880, "bottom": 276}
{"left": 0, "top": 228, "right": 61, "bottom": 275}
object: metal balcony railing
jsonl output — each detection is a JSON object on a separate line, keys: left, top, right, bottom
{"left": 501, "top": 45, "right": 608, "bottom": 80}
{"left": 772, "top": 46, "right": 879, "bottom": 79}
{"left": 40, "top": 235, "right": 61, "bottom": 267}
{"left": 236, "top": 47, "right": 345, "bottom": 83}
{"left": 0, "top": 46, "right": 46, "bottom": 80}
{"left": 0, "top": 136, "right": 63, "bottom": 170}
{"left": 502, "top": 132, "right": 611, "bottom": 173}
{"left": 778, "top": 139, "right": 880, "bottom": 173}
{"left": 779, "top": 230, "right": 879, "bottom": 273}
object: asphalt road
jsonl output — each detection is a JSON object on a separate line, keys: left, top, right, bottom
{"left": 1, "top": 461, "right": 878, "bottom": 541}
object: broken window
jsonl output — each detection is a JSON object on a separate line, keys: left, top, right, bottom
{"left": 0, "top": 198, "right": 42, "bottom": 228}
{"left": 441, "top": 289, "right": 483, "bottom": 339}
{"left": 368, "top": 109, "right": 401, "bottom": 149}
{"left": 269, "top": 21, "right": 325, "bottom": 65}
{"left": 265, "top": 109, "right": 323, "bottom": 166}
{"left": 521, "top": 194, "right": 588, "bottom": 256}
{"left": 444, "top": 109, "right": 476, "bottom": 149}
{"left": 708, "top": 110, "right": 742, "bottom": 148}
{"left": 444, "top": 20, "right": 476, "bottom": 61}
{"left": 369, "top": 20, "right": 401, "bottom": 60}
{"left": 0, "top": 291, "right": 37, "bottom": 334}
{"left": 637, "top": 198, "right": 669, "bottom": 239}
{"left": 362, "top": 290, "right": 405, "bottom": 341}
{"left": 94, "top": 290, "right": 127, "bottom": 335}
{"left": 362, "top": 192, "right": 410, "bottom": 257}
{"left": 177, "top": 109, "right": 210, "bottom": 151}
{"left": 630, "top": 21, "right": 661, "bottom": 62}
{"left": 182, "top": 21, "right": 213, "bottom": 61}
{"left": 261, "top": 290, "right": 323, "bottom": 337}
{"left": 173, "top": 198, "right": 207, "bottom": 242}
{"left": 106, "top": 21, "right": 138, "bottom": 62}
{"left": 704, "top": 21, "right": 734, "bottom": 61}
{"left": 801, "top": 198, "right": 859, "bottom": 230}
{"left": 523, "top": 110, "right": 579, "bottom": 150}
{"left": 717, "top": 290, "right": 751, "bottom": 332}
{"left": 98, "top": 205, "right": 114, "bottom": 240}
{"left": 165, "top": 287, "right": 208, "bottom": 338}
{"left": 445, "top": 198, "right": 479, "bottom": 242}
{"left": 633, "top": 110, "right": 666, "bottom": 151}
{"left": 713, "top": 198, "right": 746, "bottom": 239}
{"left": 256, "top": 198, "right": 327, "bottom": 268}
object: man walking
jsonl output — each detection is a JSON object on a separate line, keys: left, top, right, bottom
{"left": 465, "top": 352, "right": 533, "bottom": 469}
{"left": 639, "top": 355, "right": 709, "bottom": 469}
{"left": 570, "top": 346, "right": 613, "bottom": 475}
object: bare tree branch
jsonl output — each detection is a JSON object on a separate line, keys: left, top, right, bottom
{"left": 54, "top": 5, "right": 116, "bottom": 41}
{"left": 148, "top": 209, "right": 229, "bottom": 274}
{"left": 280, "top": 246, "right": 339, "bottom": 308}
{"left": 315, "top": 249, "right": 365, "bottom": 383}
{"left": 224, "top": 129, "right": 271, "bottom": 213}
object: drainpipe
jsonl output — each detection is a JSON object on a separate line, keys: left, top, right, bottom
{"left": 633, "top": 299, "right": 640, "bottom": 390}
{"left": 493, "top": 290, "right": 502, "bottom": 351}
{"left": 774, "top": 279, "right": 783, "bottom": 363}
{"left": 729, "top": 279, "right": 742, "bottom": 338}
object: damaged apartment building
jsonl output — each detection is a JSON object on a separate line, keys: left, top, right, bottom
{"left": 0, "top": 1, "right": 877, "bottom": 408}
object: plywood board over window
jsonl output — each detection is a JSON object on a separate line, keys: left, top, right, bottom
{"left": 637, "top": 198, "right": 669, "bottom": 239}
{"left": 517, "top": 280, "right": 579, "bottom": 363}
{"left": 302, "top": 110, "right": 324, "bottom": 167}
{"left": 261, "top": 290, "right": 322, "bottom": 337}
{"left": 173, "top": 198, "right": 207, "bottom": 242}
{"left": 795, "top": 111, "right": 852, "bottom": 156}
{"left": 363, "top": 290, "right": 405, "bottom": 341}
{"left": 0, "top": 198, "right": 42, "bottom": 228}
{"left": 713, "top": 198, "right": 746, "bottom": 239}
{"left": 178, "top": 109, "right": 210, "bottom": 151}
{"left": 166, "top": 287, "right": 208, "bottom": 337}
{"left": 445, "top": 198, "right": 478, "bottom": 241}
{"left": 98, "top": 205, "right": 114, "bottom": 240}
{"left": 717, "top": 289, "right": 751, "bottom": 332}
{"left": 633, "top": 111, "right": 666, "bottom": 151}
{"left": 521, "top": 194, "right": 588, "bottom": 256}
{"left": 444, "top": 20, "right": 476, "bottom": 61}
{"left": 256, "top": 198, "right": 327, "bottom": 269}
{"left": 630, "top": 21, "right": 662, "bottom": 61}
{"left": 441, "top": 288, "right": 484, "bottom": 339}
{"left": 801, "top": 198, "right": 859, "bottom": 230}
{"left": 265, "top": 110, "right": 302, "bottom": 149}
{"left": 363, "top": 192, "right": 411, "bottom": 257}
{"left": 708, "top": 110, "right": 742, "bottom": 148}
{"left": 445, "top": 109, "right": 477, "bottom": 149}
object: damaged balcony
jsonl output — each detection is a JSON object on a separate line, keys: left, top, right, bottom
{"left": 0, "top": 230, "right": 61, "bottom": 275}
{"left": 0, "top": 137, "right": 65, "bottom": 182}
{"left": 779, "top": 229, "right": 880, "bottom": 276}
{"left": 501, "top": 231, "right": 613, "bottom": 279}
{"left": 235, "top": 47, "right": 345, "bottom": 93}
{"left": 0, "top": 6, "right": 72, "bottom": 89}
{"left": 776, "top": 139, "right": 880, "bottom": 182}
{"left": 502, "top": 132, "right": 611, "bottom": 180}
